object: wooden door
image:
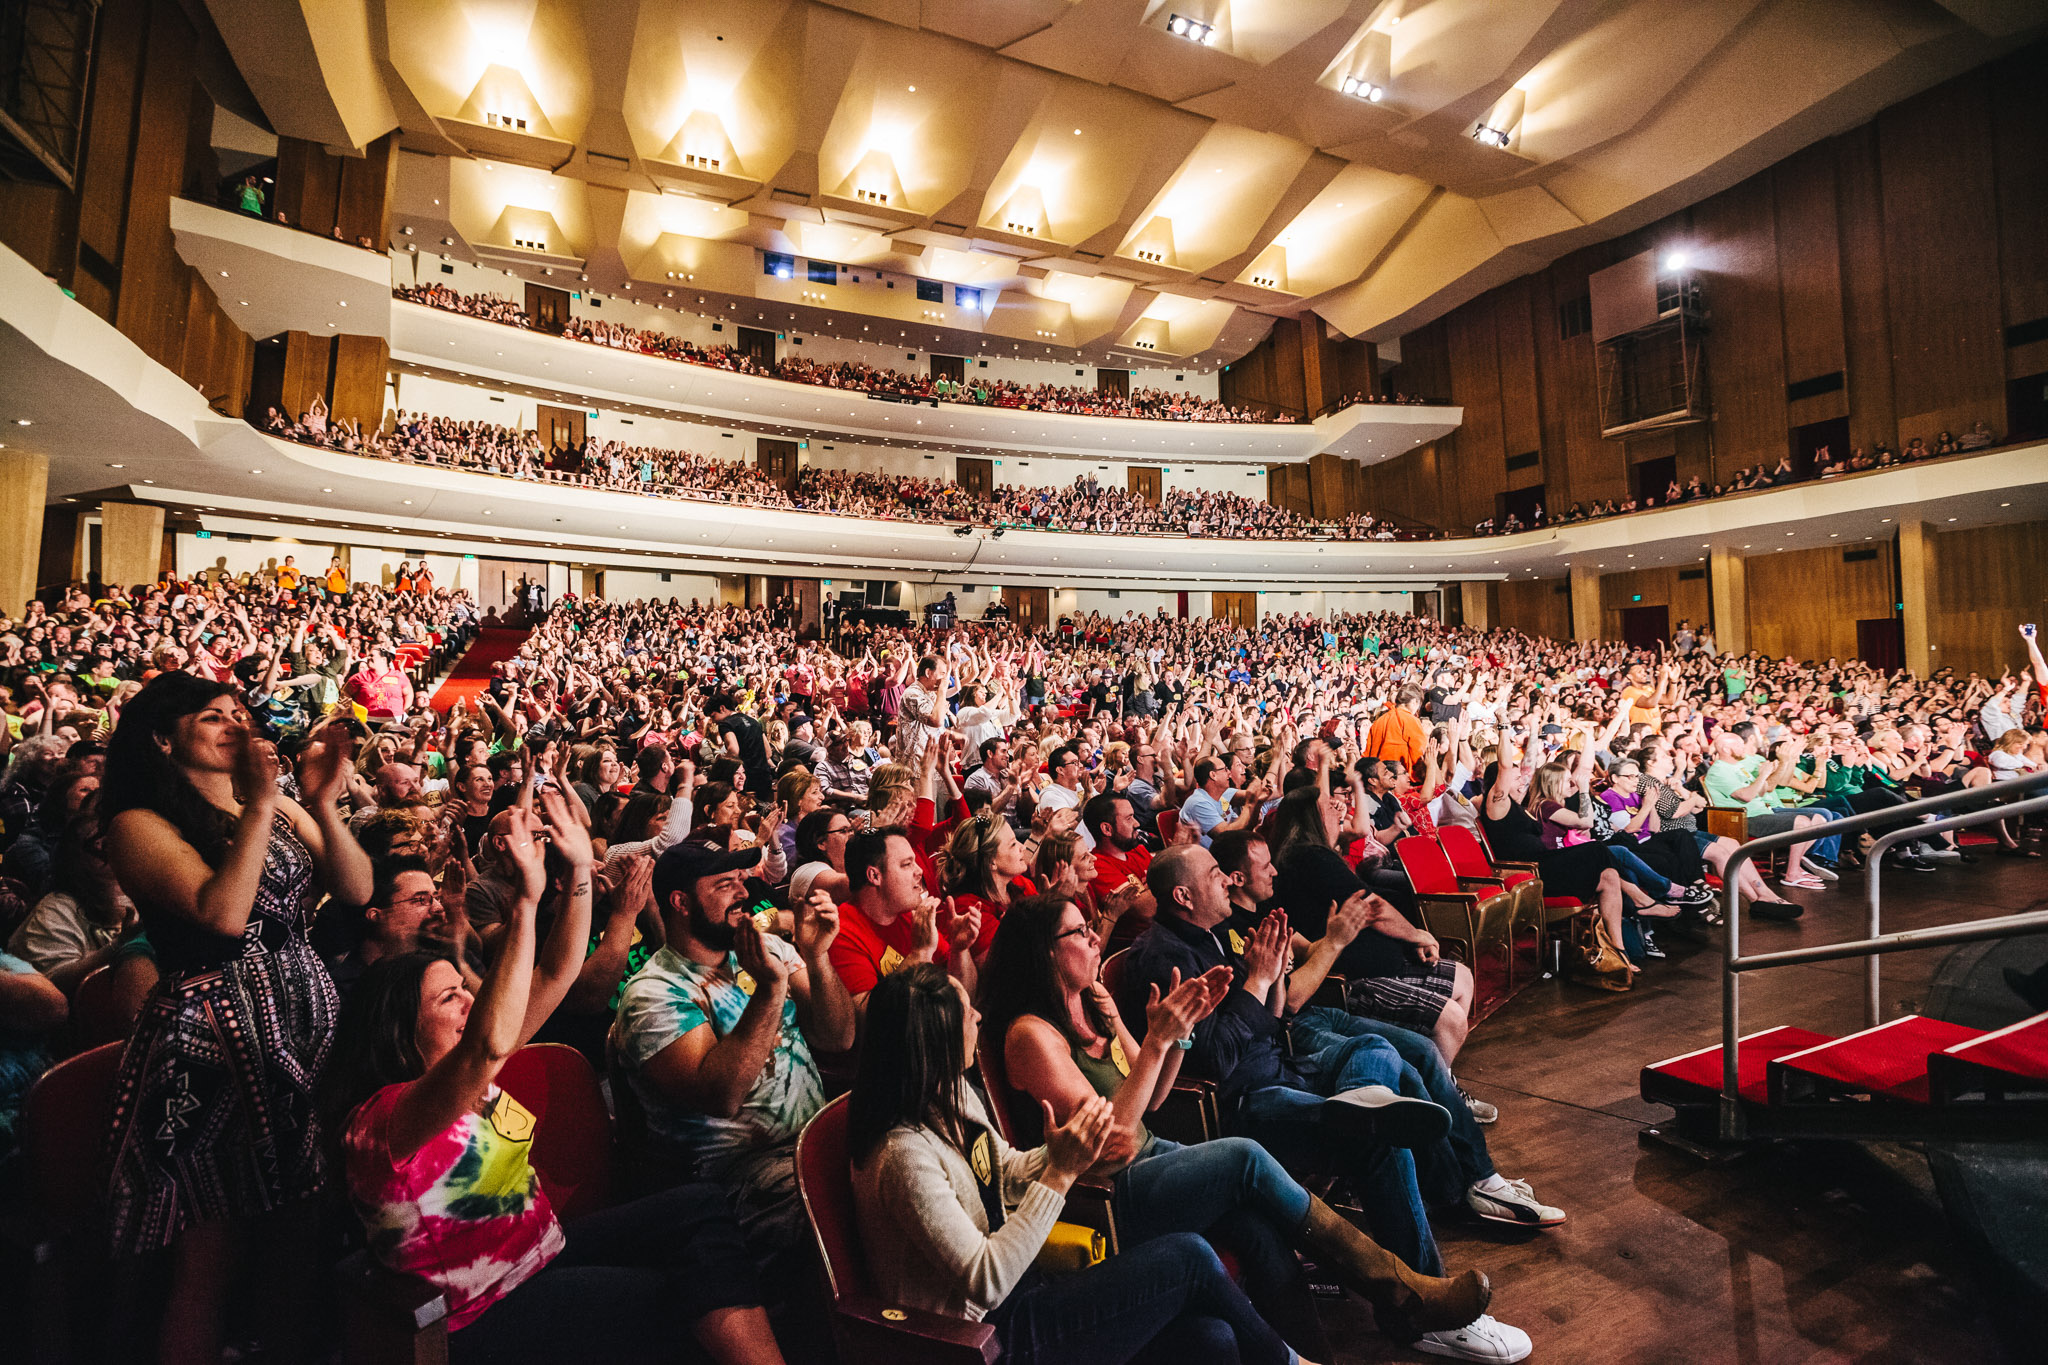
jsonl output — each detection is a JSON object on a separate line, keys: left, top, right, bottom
{"left": 758, "top": 439, "right": 799, "bottom": 491}
{"left": 524, "top": 283, "right": 571, "bottom": 335}
{"left": 931, "top": 354, "right": 965, "bottom": 383}
{"left": 1096, "top": 369, "right": 1130, "bottom": 398}
{"left": 1211, "top": 591, "right": 1257, "bottom": 627}
{"left": 536, "top": 404, "right": 586, "bottom": 458}
{"left": 1619, "top": 604, "right": 1670, "bottom": 652}
{"left": 737, "top": 326, "right": 778, "bottom": 367}
{"left": 1008, "top": 587, "right": 1050, "bottom": 633}
{"left": 1127, "top": 466, "right": 1161, "bottom": 504}
{"left": 958, "top": 457, "right": 993, "bottom": 502}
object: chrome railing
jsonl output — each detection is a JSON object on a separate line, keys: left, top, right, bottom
{"left": 1717, "top": 767, "right": 2048, "bottom": 1139}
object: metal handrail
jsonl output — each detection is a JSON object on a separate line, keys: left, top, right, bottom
{"left": 1717, "top": 766, "right": 2048, "bottom": 1139}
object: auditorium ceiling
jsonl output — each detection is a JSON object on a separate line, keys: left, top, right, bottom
{"left": 205, "top": 0, "right": 2045, "bottom": 361}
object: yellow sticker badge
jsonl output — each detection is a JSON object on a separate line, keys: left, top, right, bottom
{"left": 970, "top": 1128, "right": 996, "bottom": 1186}
{"left": 1109, "top": 1036, "right": 1131, "bottom": 1077}
{"left": 879, "top": 945, "right": 907, "bottom": 977}
{"left": 1228, "top": 929, "right": 1247, "bottom": 957}
{"left": 483, "top": 1089, "right": 537, "bottom": 1144}
{"left": 735, "top": 969, "right": 757, "bottom": 997}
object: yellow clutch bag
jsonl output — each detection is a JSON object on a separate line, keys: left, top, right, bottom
{"left": 1035, "top": 1221, "right": 1108, "bottom": 1275}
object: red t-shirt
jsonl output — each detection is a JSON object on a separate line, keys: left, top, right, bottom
{"left": 830, "top": 899, "right": 952, "bottom": 997}
{"left": 1091, "top": 843, "right": 1154, "bottom": 947}
{"left": 345, "top": 666, "right": 409, "bottom": 718}
{"left": 954, "top": 876, "right": 1039, "bottom": 957}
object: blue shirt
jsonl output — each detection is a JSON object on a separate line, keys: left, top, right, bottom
{"left": 1178, "top": 787, "right": 1237, "bottom": 847}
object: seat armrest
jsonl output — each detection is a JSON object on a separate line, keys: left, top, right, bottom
{"left": 833, "top": 1294, "right": 1001, "bottom": 1364}
{"left": 1493, "top": 860, "right": 1540, "bottom": 875}
{"left": 1307, "top": 973, "right": 1347, "bottom": 1012}
{"left": 1060, "top": 1180, "right": 1120, "bottom": 1257}
{"left": 1150, "top": 1080, "right": 1219, "bottom": 1145}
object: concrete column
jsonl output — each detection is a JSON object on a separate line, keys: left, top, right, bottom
{"left": 0, "top": 450, "right": 49, "bottom": 615}
{"left": 1460, "top": 581, "right": 1492, "bottom": 632}
{"left": 1710, "top": 546, "right": 1749, "bottom": 656}
{"left": 99, "top": 502, "right": 166, "bottom": 593}
{"left": 1897, "top": 521, "right": 1935, "bottom": 677}
{"left": 1569, "top": 562, "right": 1602, "bottom": 642}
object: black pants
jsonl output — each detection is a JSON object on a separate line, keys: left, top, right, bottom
{"left": 450, "top": 1184, "right": 763, "bottom": 1365}
{"left": 1604, "top": 829, "right": 1704, "bottom": 885}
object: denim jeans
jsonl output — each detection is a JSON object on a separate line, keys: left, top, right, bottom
{"left": 987, "top": 1231, "right": 1296, "bottom": 1365}
{"left": 1290, "top": 1009, "right": 1495, "bottom": 1204}
{"left": 1113, "top": 1136, "right": 1312, "bottom": 1337}
{"left": 1233, "top": 1014, "right": 1443, "bottom": 1274}
{"left": 1601, "top": 842, "right": 1674, "bottom": 899}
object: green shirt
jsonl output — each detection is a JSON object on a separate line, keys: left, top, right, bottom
{"left": 1723, "top": 668, "right": 1748, "bottom": 702}
{"left": 1703, "top": 756, "right": 1771, "bottom": 816}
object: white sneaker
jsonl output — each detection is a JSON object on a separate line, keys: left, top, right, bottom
{"left": 1465, "top": 1177, "right": 1566, "bottom": 1227}
{"left": 1416, "top": 1314, "right": 1533, "bottom": 1362}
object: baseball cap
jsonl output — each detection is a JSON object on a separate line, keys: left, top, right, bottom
{"left": 652, "top": 840, "right": 763, "bottom": 909}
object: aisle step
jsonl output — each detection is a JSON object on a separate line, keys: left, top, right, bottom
{"left": 1930, "top": 1009, "right": 2048, "bottom": 1101}
{"left": 1769, "top": 1015, "right": 1981, "bottom": 1106}
{"left": 1640, "top": 1026, "right": 1834, "bottom": 1107}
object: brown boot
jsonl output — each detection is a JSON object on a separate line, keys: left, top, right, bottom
{"left": 1295, "top": 1196, "right": 1490, "bottom": 1339}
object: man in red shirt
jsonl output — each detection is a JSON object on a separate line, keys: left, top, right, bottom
{"left": 830, "top": 826, "right": 979, "bottom": 1012}
{"left": 1084, "top": 791, "right": 1156, "bottom": 947}
{"left": 344, "top": 645, "right": 413, "bottom": 719}
{"left": 1364, "top": 683, "right": 1429, "bottom": 776}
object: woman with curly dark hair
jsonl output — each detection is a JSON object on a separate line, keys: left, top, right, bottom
{"left": 100, "top": 671, "right": 372, "bottom": 1363}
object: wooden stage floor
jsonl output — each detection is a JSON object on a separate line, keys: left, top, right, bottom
{"left": 1318, "top": 851, "right": 2048, "bottom": 1364}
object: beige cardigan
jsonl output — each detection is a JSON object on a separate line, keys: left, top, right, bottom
{"left": 851, "top": 1085, "right": 1062, "bottom": 1322}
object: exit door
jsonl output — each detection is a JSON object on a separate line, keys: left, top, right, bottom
{"left": 1619, "top": 604, "right": 1669, "bottom": 651}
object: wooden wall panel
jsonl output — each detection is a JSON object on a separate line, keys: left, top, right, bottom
{"left": 1695, "top": 174, "right": 1788, "bottom": 478}
{"left": 1597, "top": 565, "right": 1712, "bottom": 640}
{"left": 1991, "top": 53, "right": 2048, "bottom": 376}
{"left": 330, "top": 334, "right": 390, "bottom": 429}
{"left": 1745, "top": 542, "right": 1896, "bottom": 663}
{"left": 1772, "top": 144, "right": 1849, "bottom": 429}
{"left": 73, "top": 0, "right": 148, "bottom": 305}
{"left": 1444, "top": 301, "right": 1503, "bottom": 528}
{"left": 336, "top": 134, "right": 399, "bottom": 247}
{"left": 1495, "top": 278, "right": 1543, "bottom": 469}
{"left": 279, "top": 331, "right": 331, "bottom": 421}
{"left": 1494, "top": 577, "right": 1572, "bottom": 641}
{"left": 1267, "top": 463, "right": 1312, "bottom": 517}
{"left": 1930, "top": 519, "right": 2048, "bottom": 678}
{"left": 1833, "top": 123, "right": 1898, "bottom": 456}
{"left": 1879, "top": 77, "right": 2006, "bottom": 444}
{"left": 113, "top": 0, "right": 197, "bottom": 367}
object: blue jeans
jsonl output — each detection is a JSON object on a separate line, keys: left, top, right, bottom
{"left": 987, "top": 1231, "right": 1296, "bottom": 1365}
{"left": 1602, "top": 843, "right": 1674, "bottom": 899}
{"left": 1233, "top": 1010, "right": 1442, "bottom": 1274}
{"left": 1291, "top": 1011, "right": 1495, "bottom": 1205}
{"left": 1114, "top": 1137, "right": 1313, "bottom": 1341}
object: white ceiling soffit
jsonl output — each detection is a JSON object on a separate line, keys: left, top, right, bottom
{"left": 208, "top": 0, "right": 2045, "bottom": 354}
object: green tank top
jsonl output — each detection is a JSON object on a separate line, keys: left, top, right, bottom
{"left": 1070, "top": 1035, "right": 1156, "bottom": 1155}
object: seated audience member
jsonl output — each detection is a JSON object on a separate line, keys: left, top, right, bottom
{"left": 1180, "top": 756, "right": 1263, "bottom": 847}
{"left": 1082, "top": 791, "right": 1157, "bottom": 944}
{"left": 326, "top": 854, "right": 474, "bottom": 1005}
{"left": 612, "top": 841, "right": 854, "bottom": 1262}
{"left": 1115, "top": 846, "right": 1535, "bottom": 1362}
{"left": 981, "top": 894, "right": 1499, "bottom": 1360}
{"left": 9, "top": 801, "right": 135, "bottom": 994}
{"left": 830, "top": 826, "right": 982, "bottom": 1008}
{"left": 790, "top": 806, "right": 855, "bottom": 905}
{"left": 328, "top": 800, "right": 784, "bottom": 1365}
{"left": 941, "top": 810, "right": 1039, "bottom": 954}
{"left": 0, "top": 948, "right": 68, "bottom": 1156}
{"left": 850, "top": 963, "right": 1324, "bottom": 1365}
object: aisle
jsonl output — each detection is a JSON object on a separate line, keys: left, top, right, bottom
{"left": 428, "top": 626, "right": 529, "bottom": 713}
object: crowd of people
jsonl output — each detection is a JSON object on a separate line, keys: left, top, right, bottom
{"left": 4, "top": 553, "right": 2045, "bottom": 1364}
{"left": 1470, "top": 424, "right": 2007, "bottom": 535}
{"left": 403, "top": 285, "right": 1299, "bottom": 424}
{"left": 258, "top": 403, "right": 1415, "bottom": 540}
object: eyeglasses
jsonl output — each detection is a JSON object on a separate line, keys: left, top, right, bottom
{"left": 1055, "top": 923, "right": 1097, "bottom": 943}
{"left": 389, "top": 891, "right": 439, "bottom": 909}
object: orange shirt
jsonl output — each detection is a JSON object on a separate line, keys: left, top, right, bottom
{"left": 1364, "top": 706, "right": 1428, "bottom": 772}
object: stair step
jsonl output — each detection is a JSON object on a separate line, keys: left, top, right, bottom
{"left": 1641, "top": 1026, "right": 1833, "bottom": 1107}
{"left": 1770, "top": 1015, "right": 1981, "bottom": 1105}
{"left": 1930, "top": 1009, "right": 2048, "bottom": 1099}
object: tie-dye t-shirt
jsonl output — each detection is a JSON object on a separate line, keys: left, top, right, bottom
{"left": 344, "top": 1082, "right": 567, "bottom": 1331}
{"left": 612, "top": 938, "right": 821, "bottom": 1174}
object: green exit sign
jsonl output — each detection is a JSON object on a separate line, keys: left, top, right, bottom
{"left": 1631, "top": 594, "right": 1642, "bottom": 602}
{"left": 196, "top": 530, "right": 212, "bottom": 539}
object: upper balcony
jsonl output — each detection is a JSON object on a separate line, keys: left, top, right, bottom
{"left": 169, "top": 198, "right": 1462, "bottom": 466}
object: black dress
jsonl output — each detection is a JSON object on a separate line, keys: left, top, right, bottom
{"left": 105, "top": 813, "right": 337, "bottom": 1254}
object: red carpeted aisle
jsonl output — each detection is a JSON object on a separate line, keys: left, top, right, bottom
{"left": 430, "top": 627, "right": 530, "bottom": 713}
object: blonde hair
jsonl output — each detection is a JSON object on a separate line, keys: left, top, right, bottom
{"left": 942, "top": 815, "right": 1007, "bottom": 900}
{"left": 1036, "top": 830, "right": 1082, "bottom": 884}
{"left": 1525, "top": 763, "right": 1573, "bottom": 809}
{"left": 777, "top": 768, "right": 818, "bottom": 811}
{"left": 867, "top": 762, "right": 913, "bottom": 813}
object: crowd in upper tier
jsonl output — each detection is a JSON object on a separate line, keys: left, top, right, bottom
{"left": 257, "top": 400, "right": 1414, "bottom": 540}
{"left": 397, "top": 283, "right": 1299, "bottom": 423}
{"left": 3, "top": 556, "right": 2044, "bottom": 1365}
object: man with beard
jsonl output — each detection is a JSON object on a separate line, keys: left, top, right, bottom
{"left": 611, "top": 841, "right": 856, "bottom": 1265}
{"left": 1083, "top": 791, "right": 1156, "bottom": 943}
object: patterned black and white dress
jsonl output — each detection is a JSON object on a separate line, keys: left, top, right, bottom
{"left": 105, "top": 813, "right": 338, "bottom": 1254}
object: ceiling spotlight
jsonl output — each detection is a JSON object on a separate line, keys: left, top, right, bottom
{"left": 1339, "top": 77, "right": 1385, "bottom": 102}
{"left": 441, "top": 237, "right": 454, "bottom": 246}
{"left": 1166, "top": 13, "right": 1216, "bottom": 43}
{"left": 1663, "top": 249, "right": 1689, "bottom": 272}
{"left": 1473, "top": 123, "right": 1512, "bottom": 148}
